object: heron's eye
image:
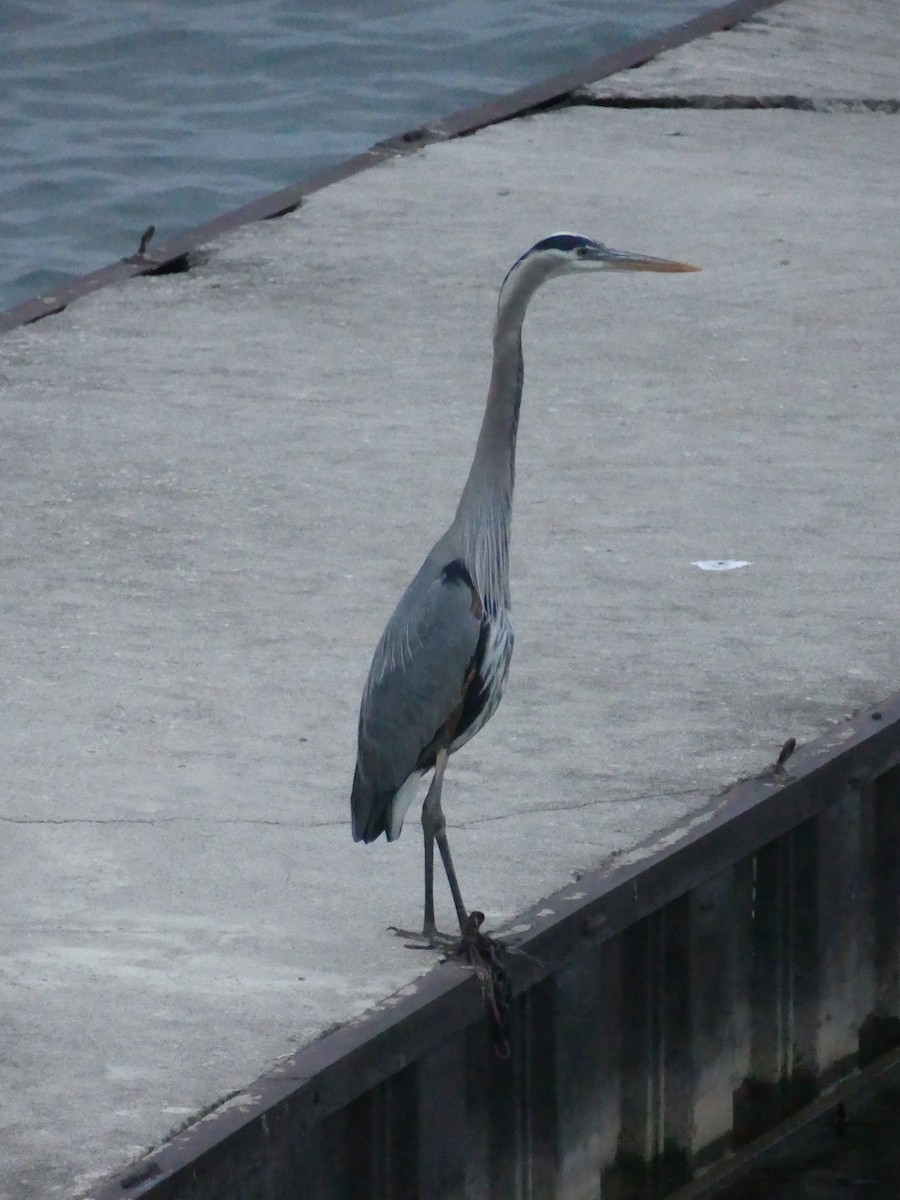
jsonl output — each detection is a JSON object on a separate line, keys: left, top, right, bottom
{"left": 575, "top": 246, "right": 589, "bottom": 258}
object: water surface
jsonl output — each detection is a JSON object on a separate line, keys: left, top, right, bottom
{"left": 0, "top": 0, "right": 713, "bottom": 311}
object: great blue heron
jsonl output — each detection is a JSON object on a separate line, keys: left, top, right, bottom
{"left": 351, "top": 232, "right": 698, "bottom": 942}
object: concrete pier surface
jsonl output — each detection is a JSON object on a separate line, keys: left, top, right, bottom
{"left": 1, "top": 0, "right": 898, "bottom": 1195}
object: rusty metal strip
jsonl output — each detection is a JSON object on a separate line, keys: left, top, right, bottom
{"left": 93, "top": 691, "right": 900, "bottom": 1199}
{"left": 0, "top": 0, "right": 786, "bottom": 338}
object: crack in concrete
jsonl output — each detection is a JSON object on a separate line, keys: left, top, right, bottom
{"left": 459, "top": 787, "right": 708, "bottom": 826}
{"left": 1, "top": 789, "right": 709, "bottom": 831}
{"left": 0, "top": 812, "right": 345, "bottom": 829}
{"left": 574, "top": 94, "right": 900, "bottom": 113}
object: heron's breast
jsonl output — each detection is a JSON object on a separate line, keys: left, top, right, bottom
{"left": 450, "top": 609, "right": 514, "bottom": 753}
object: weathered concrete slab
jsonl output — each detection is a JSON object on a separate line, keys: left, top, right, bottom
{"left": 2, "top": 1, "right": 899, "bottom": 1196}
{"left": 586, "top": 0, "right": 900, "bottom": 101}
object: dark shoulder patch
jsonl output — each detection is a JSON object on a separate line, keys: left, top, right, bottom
{"left": 441, "top": 559, "right": 475, "bottom": 588}
{"left": 441, "top": 559, "right": 483, "bottom": 619}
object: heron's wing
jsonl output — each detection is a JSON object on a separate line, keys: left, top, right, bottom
{"left": 352, "top": 559, "right": 482, "bottom": 841}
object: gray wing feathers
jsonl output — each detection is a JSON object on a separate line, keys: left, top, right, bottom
{"left": 352, "top": 564, "right": 481, "bottom": 838}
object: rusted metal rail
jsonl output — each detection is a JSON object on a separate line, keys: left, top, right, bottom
{"left": 95, "top": 692, "right": 900, "bottom": 1199}
{"left": 0, "top": 0, "right": 785, "bottom": 338}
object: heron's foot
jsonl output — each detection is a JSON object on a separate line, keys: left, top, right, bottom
{"left": 387, "top": 924, "right": 459, "bottom": 951}
{"left": 452, "top": 911, "right": 513, "bottom": 1058}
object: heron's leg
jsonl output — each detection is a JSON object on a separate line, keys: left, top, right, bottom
{"left": 423, "top": 749, "right": 469, "bottom": 932}
{"left": 422, "top": 772, "right": 439, "bottom": 937}
{"left": 389, "top": 751, "right": 467, "bottom": 948}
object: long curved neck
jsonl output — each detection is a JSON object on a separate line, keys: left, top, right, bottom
{"left": 450, "top": 257, "right": 550, "bottom": 609}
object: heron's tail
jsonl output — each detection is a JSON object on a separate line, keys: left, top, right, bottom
{"left": 351, "top": 763, "right": 390, "bottom": 843}
{"left": 351, "top": 765, "right": 419, "bottom": 843}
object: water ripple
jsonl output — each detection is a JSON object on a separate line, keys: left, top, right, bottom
{"left": 0, "top": 0, "right": 711, "bottom": 311}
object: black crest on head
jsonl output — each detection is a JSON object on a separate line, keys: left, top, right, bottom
{"left": 502, "top": 233, "right": 601, "bottom": 292}
{"left": 530, "top": 233, "right": 594, "bottom": 254}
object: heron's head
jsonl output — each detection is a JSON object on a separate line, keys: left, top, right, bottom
{"left": 515, "top": 232, "right": 699, "bottom": 282}
{"left": 496, "top": 232, "right": 698, "bottom": 334}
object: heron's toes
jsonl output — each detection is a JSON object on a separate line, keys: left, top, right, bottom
{"left": 387, "top": 924, "right": 459, "bottom": 951}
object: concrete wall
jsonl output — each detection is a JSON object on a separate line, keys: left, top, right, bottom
{"left": 98, "top": 694, "right": 900, "bottom": 1200}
